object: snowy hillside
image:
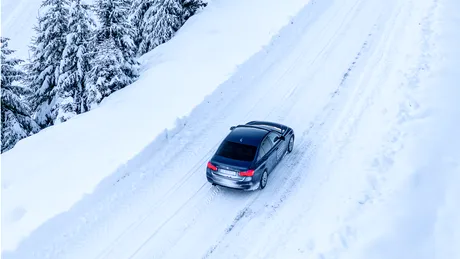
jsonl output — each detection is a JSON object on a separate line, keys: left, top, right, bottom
{"left": 2, "top": 0, "right": 460, "bottom": 258}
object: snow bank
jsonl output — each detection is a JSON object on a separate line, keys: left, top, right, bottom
{"left": 1, "top": 0, "right": 309, "bottom": 252}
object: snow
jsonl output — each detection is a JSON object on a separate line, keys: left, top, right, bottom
{"left": 0, "top": 0, "right": 93, "bottom": 61}
{"left": 1, "top": 0, "right": 309, "bottom": 253}
{"left": 2, "top": 0, "right": 460, "bottom": 258}
{"left": 340, "top": 0, "right": 460, "bottom": 257}
{"left": 1, "top": 0, "right": 41, "bottom": 60}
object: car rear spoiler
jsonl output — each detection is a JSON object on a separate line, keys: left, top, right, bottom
{"left": 245, "top": 121, "right": 288, "bottom": 133}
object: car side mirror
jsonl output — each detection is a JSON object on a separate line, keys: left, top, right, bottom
{"left": 230, "top": 126, "right": 236, "bottom": 130}
{"left": 275, "top": 136, "right": 285, "bottom": 141}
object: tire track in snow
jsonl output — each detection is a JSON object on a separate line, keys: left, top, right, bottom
{"left": 338, "top": 28, "right": 375, "bottom": 87}
{"left": 270, "top": 0, "right": 366, "bottom": 122}
{"left": 92, "top": 148, "right": 217, "bottom": 259}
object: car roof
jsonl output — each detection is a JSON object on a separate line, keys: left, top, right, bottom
{"left": 225, "top": 126, "right": 270, "bottom": 146}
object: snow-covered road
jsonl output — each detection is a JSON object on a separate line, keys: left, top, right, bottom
{"left": 3, "top": 0, "right": 459, "bottom": 258}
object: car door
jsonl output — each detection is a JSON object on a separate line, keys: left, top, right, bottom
{"left": 267, "top": 132, "right": 283, "bottom": 163}
{"left": 255, "top": 143, "right": 267, "bottom": 171}
{"left": 258, "top": 136, "right": 275, "bottom": 172}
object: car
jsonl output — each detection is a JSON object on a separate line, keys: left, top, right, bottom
{"left": 206, "top": 121, "right": 295, "bottom": 190}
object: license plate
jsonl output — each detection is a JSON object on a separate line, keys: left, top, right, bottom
{"left": 219, "top": 169, "right": 237, "bottom": 176}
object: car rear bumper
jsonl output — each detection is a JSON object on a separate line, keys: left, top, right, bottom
{"left": 206, "top": 171, "right": 259, "bottom": 190}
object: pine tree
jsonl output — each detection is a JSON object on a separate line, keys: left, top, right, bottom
{"left": 181, "top": 0, "right": 206, "bottom": 21}
{"left": 1, "top": 37, "right": 40, "bottom": 153}
{"left": 137, "top": 0, "right": 182, "bottom": 55}
{"left": 130, "top": 0, "right": 155, "bottom": 53}
{"left": 87, "top": 0, "right": 139, "bottom": 108}
{"left": 136, "top": 0, "right": 206, "bottom": 56}
{"left": 86, "top": 39, "right": 131, "bottom": 108}
{"left": 94, "top": 0, "right": 138, "bottom": 60}
{"left": 54, "top": 0, "right": 95, "bottom": 124}
{"left": 26, "top": 0, "right": 69, "bottom": 127}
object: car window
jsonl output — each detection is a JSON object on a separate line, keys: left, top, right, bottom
{"left": 260, "top": 137, "right": 273, "bottom": 154}
{"left": 216, "top": 140, "right": 258, "bottom": 161}
{"left": 257, "top": 146, "right": 267, "bottom": 161}
{"left": 267, "top": 132, "right": 281, "bottom": 145}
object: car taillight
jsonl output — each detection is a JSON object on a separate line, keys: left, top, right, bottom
{"left": 207, "top": 161, "right": 217, "bottom": 171}
{"left": 239, "top": 169, "right": 254, "bottom": 177}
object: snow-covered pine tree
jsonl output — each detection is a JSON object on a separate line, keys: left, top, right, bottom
{"left": 136, "top": 0, "right": 206, "bottom": 56}
{"left": 87, "top": 0, "right": 139, "bottom": 108}
{"left": 94, "top": 0, "right": 138, "bottom": 61}
{"left": 1, "top": 37, "right": 41, "bottom": 153}
{"left": 86, "top": 39, "right": 131, "bottom": 108}
{"left": 26, "top": 0, "right": 69, "bottom": 127}
{"left": 130, "top": 0, "right": 155, "bottom": 54}
{"left": 54, "top": 0, "right": 95, "bottom": 124}
{"left": 137, "top": 0, "right": 182, "bottom": 55}
{"left": 181, "top": 0, "right": 207, "bottom": 21}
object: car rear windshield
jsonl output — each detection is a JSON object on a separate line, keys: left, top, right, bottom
{"left": 216, "top": 140, "right": 257, "bottom": 162}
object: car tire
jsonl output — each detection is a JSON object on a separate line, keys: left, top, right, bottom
{"left": 260, "top": 170, "right": 268, "bottom": 190}
{"left": 287, "top": 135, "right": 294, "bottom": 153}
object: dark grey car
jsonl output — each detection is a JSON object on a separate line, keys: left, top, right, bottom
{"left": 206, "top": 121, "right": 295, "bottom": 190}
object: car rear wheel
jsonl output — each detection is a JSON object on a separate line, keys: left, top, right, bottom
{"left": 260, "top": 170, "right": 268, "bottom": 189}
{"left": 287, "top": 135, "right": 294, "bottom": 153}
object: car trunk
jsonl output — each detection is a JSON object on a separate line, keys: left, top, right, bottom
{"left": 211, "top": 155, "right": 252, "bottom": 179}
